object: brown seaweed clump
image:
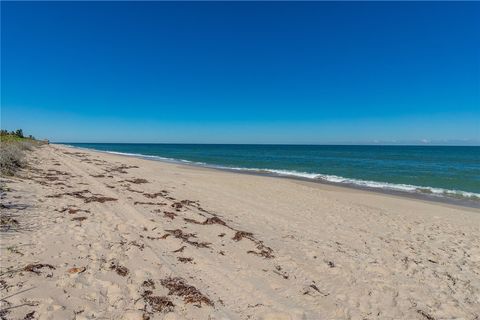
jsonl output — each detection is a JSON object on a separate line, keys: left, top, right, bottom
{"left": 233, "top": 231, "right": 274, "bottom": 258}
{"left": 143, "top": 191, "right": 168, "bottom": 199}
{"left": 109, "top": 262, "right": 129, "bottom": 276}
{"left": 164, "top": 229, "right": 210, "bottom": 248}
{"left": 71, "top": 216, "right": 87, "bottom": 222}
{"left": 160, "top": 277, "right": 214, "bottom": 306}
{"left": 144, "top": 295, "right": 174, "bottom": 313}
{"left": 232, "top": 231, "right": 254, "bottom": 241}
{"left": 177, "top": 257, "right": 194, "bottom": 263}
{"left": 125, "top": 178, "right": 149, "bottom": 184}
{"left": 163, "top": 211, "right": 177, "bottom": 219}
{"left": 56, "top": 206, "right": 90, "bottom": 215}
{"left": 134, "top": 201, "right": 166, "bottom": 206}
{"left": 46, "top": 189, "right": 117, "bottom": 203}
{"left": 24, "top": 263, "right": 55, "bottom": 275}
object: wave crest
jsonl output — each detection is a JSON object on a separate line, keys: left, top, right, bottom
{"left": 65, "top": 145, "right": 480, "bottom": 202}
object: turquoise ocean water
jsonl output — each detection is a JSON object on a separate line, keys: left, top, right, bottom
{"left": 65, "top": 144, "right": 479, "bottom": 202}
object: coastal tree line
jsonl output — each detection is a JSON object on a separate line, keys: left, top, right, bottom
{"left": 0, "top": 129, "right": 35, "bottom": 140}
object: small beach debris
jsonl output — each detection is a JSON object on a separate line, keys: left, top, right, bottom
{"left": 67, "top": 267, "right": 86, "bottom": 274}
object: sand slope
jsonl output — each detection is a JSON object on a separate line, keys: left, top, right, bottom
{"left": 1, "top": 144, "right": 479, "bottom": 319}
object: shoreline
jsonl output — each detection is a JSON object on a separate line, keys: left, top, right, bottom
{"left": 59, "top": 143, "right": 480, "bottom": 209}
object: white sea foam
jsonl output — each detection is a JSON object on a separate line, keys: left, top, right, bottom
{"left": 63, "top": 145, "right": 480, "bottom": 201}
{"left": 211, "top": 167, "right": 480, "bottom": 200}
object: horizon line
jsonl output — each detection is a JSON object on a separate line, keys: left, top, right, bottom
{"left": 54, "top": 142, "right": 480, "bottom": 147}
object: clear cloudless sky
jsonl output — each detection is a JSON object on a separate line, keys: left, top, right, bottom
{"left": 1, "top": 1, "right": 479, "bottom": 144}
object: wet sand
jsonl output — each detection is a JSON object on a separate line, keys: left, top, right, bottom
{"left": 1, "top": 144, "right": 479, "bottom": 319}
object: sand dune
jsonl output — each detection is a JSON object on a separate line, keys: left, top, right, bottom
{"left": 1, "top": 144, "right": 479, "bottom": 319}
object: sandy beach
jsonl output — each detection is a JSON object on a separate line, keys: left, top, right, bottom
{"left": 1, "top": 144, "right": 479, "bottom": 320}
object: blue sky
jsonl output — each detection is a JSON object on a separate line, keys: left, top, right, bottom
{"left": 1, "top": 2, "right": 479, "bottom": 144}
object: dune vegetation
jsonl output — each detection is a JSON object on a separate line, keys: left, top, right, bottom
{"left": 0, "top": 129, "right": 45, "bottom": 176}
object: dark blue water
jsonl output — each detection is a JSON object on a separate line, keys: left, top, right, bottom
{"left": 65, "top": 144, "right": 480, "bottom": 200}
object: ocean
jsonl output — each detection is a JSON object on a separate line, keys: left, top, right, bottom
{"left": 65, "top": 143, "right": 480, "bottom": 203}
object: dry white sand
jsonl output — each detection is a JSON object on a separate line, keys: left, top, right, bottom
{"left": 1, "top": 144, "right": 479, "bottom": 320}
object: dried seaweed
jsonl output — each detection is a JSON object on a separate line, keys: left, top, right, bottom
{"left": 232, "top": 231, "right": 254, "bottom": 241}
{"left": 0, "top": 216, "right": 19, "bottom": 230}
{"left": 160, "top": 277, "right": 213, "bottom": 306}
{"left": 71, "top": 216, "right": 87, "bottom": 222}
{"left": 171, "top": 202, "right": 183, "bottom": 211}
{"left": 56, "top": 206, "right": 90, "bottom": 215}
{"left": 143, "top": 295, "right": 174, "bottom": 313}
{"left": 46, "top": 189, "right": 90, "bottom": 199}
{"left": 24, "top": 263, "right": 55, "bottom": 275}
{"left": 106, "top": 164, "right": 139, "bottom": 174}
{"left": 183, "top": 218, "right": 201, "bottom": 224}
{"left": 129, "top": 240, "right": 145, "bottom": 251}
{"left": 172, "top": 246, "right": 186, "bottom": 253}
{"left": 46, "top": 189, "right": 117, "bottom": 203}
{"left": 109, "top": 262, "right": 129, "bottom": 277}
{"left": 134, "top": 201, "right": 166, "bottom": 206}
{"left": 184, "top": 216, "right": 226, "bottom": 226}
{"left": 125, "top": 178, "right": 148, "bottom": 184}
{"left": 143, "top": 192, "right": 167, "bottom": 199}
{"left": 67, "top": 267, "right": 86, "bottom": 274}
{"left": 142, "top": 279, "right": 155, "bottom": 289}
{"left": 84, "top": 196, "right": 117, "bottom": 203}
{"left": 163, "top": 211, "right": 177, "bottom": 219}
{"left": 233, "top": 231, "right": 274, "bottom": 258}
{"left": 164, "top": 229, "right": 210, "bottom": 248}
{"left": 202, "top": 217, "right": 226, "bottom": 226}
{"left": 417, "top": 310, "right": 436, "bottom": 320}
